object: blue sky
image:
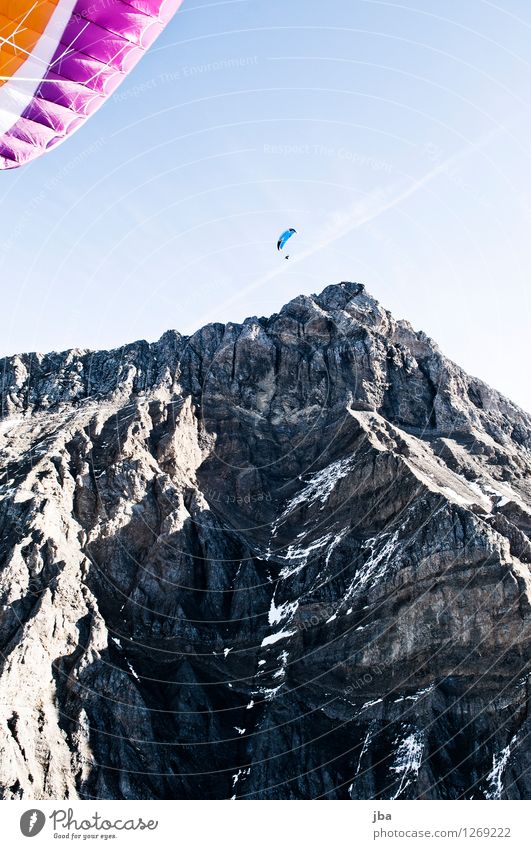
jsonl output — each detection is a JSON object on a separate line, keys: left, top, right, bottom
{"left": 1, "top": 0, "right": 531, "bottom": 410}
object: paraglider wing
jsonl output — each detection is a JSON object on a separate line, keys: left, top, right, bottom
{"left": 0, "top": 0, "right": 184, "bottom": 170}
{"left": 277, "top": 228, "right": 297, "bottom": 251}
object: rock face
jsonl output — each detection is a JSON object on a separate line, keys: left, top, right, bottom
{"left": 0, "top": 281, "right": 530, "bottom": 800}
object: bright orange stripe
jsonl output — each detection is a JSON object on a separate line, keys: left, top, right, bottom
{"left": 0, "top": 0, "right": 60, "bottom": 87}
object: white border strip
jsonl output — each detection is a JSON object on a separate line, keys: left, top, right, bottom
{"left": 0, "top": 0, "right": 78, "bottom": 138}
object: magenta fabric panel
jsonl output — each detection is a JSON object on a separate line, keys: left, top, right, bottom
{"left": 0, "top": 134, "right": 37, "bottom": 167}
{"left": 15, "top": 95, "right": 83, "bottom": 134}
{"left": 0, "top": 0, "right": 183, "bottom": 169}
{"left": 67, "top": 4, "right": 159, "bottom": 45}
{"left": 36, "top": 76, "right": 105, "bottom": 114}
{"left": 7, "top": 114, "right": 59, "bottom": 147}
{"left": 122, "top": 0, "right": 184, "bottom": 24}
{"left": 57, "top": 20, "right": 145, "bottom": 67}
{"left": 43, "top": 54, "right": 130, "bottom": 94}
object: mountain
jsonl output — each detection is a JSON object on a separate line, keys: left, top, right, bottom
{"left": 0, "top": 281, "right": 529, "bottom": 800}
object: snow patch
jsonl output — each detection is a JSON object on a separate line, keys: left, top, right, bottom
{"left": 272, "top": 457, "right": 355, "bottom": 535}
{"left": 345, "top": 531, "right": 399, "bottom": 601}
{"left": 390, "top": 730, "right": 424, "bottom": 799}
{"left": 126, "top": 660, "right": 140, "bottom": 681}
{"left": 272, "top": 650, "right": 289, "bottom": 680}
{"left": 486, "top": 733, "right": 519, "bottom": 799}
{"left": 276, "top": 528, "right": 348, "bottom": 579}
{"left": 360, "top": 697, "right": 383, "bottom": 711}
{"left": 278, "top": 533, "right": 335, "bottom": 578}
{"left": 230, "top": 766, "right": 251, "bottom": 798}
{"left": 268, "top": 597, "right": 299, "bottom": 626}
{"left": 261, "top": 628, "right": 296, "bottom": 647}
{"left": 258, "top": 684, "right": 282, "bottom": 700}
{"left": 394, "top": 684, "right": 435, "bottom": 703}
{"left": 354, "top": 724, "right": 376, "bottom": 778}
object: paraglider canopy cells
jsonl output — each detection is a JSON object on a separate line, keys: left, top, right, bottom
{"left": 0, "top": 0, "right": 184, "bottom": 170}
{"left": 277, "top": 228, "right": 297, "bottom": 252}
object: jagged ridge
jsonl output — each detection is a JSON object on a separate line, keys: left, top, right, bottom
{"left": 0, "top": 282, "right": 529, "bottom": 800}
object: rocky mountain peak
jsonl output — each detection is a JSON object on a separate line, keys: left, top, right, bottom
{"left": 0, "top": 282, "right": 529, "bottom": 800}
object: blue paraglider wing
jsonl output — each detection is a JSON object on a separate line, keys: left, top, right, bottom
{"left": 277, "top": 228, "right": 297, "bottom": 251}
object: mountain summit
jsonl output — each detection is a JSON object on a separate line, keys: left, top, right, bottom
{"left": 0, "top": 282, "right": 529, "bottom": 800}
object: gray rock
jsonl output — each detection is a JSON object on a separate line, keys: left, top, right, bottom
{"left": 0, "top": 282, "right": 529, "bottom": 800}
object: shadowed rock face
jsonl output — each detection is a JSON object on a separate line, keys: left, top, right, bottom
{"left": 0, "top": 281, "right": 529, "bottom": 800}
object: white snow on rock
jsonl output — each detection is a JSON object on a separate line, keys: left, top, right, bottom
{"left": 347, "top": 407, "right": 526, "bottom": 514}
{"left": 272, "top": 650, "right": 289, "bottom": 680}
{"left": 278, "top": 533, "right": 335, "bottom": 578}
{"left": 390, "top": 730, "right": 424, "bottom": 799}
{"left": 261, "top": 628, "right": 296, "bottom": 647}
{"left": 360, "top": 697, "right": 383, "bottom": 711}
{"left": 268, "top": 596, "right": 299, "bottom": 626}
{"left": 257, "top": 683, "right": 283, "bottom": 700}
{"left": 439, "top": 486, "right": 471, "bottom": 507}
{"left": 468, "top": 481, "right": 486, "bottom": 499}
{"left": 353, "top": 724, "right": 376, "bottom": 780}
{"left": 470, "top": 478, "right": 519, "bottom": 509}
{"left": 111, "top": 637, "right": 140, "bottom": 681}
{"left": 393, "top": 684, "right": 435, "bottom": 703}
{"left": 486, "top": 733, "right": 519, "bottom": 799}
{"left": 126, "top": 660, "right": 140, "bottom": 681}
{"left": 344, "top": 530, "right": 399, "bottom": 601}
{"left": 276, "top": 528, "right": 348, "bottom": 580}
{"left": 230, "top": 766, "right": 251, "bottom": 798}
{"left": 325, "top": 529, "right": 348, "bottom": 567}
{"left": 272, "top": 456, "right": 356, "bottom": 535}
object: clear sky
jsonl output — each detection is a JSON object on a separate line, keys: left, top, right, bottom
{"left": 1, "top": 0, "right": 530, "bottom": 411}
